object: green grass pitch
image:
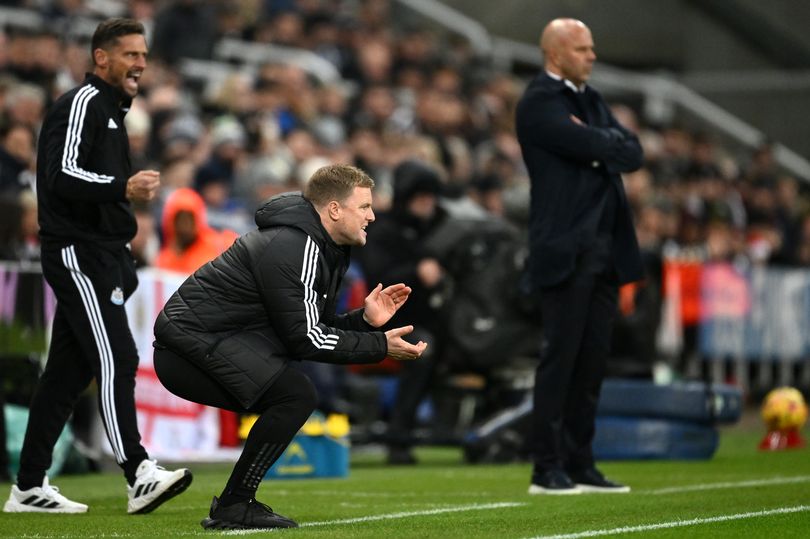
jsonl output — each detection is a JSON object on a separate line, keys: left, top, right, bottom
{"left": 1, "top": 425, "right": 808, "bottom": 538}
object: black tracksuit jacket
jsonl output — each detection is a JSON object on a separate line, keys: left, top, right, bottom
{"left": 36, "top": 73, "right": 135, "bottom": 251}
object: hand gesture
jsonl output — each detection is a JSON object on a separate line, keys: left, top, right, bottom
{"left": 363, "top": 283, "right": 411, "bottom": 327}
{"left": 126, "top": 170, "right": 160, "bottom": 203}
{"left": 385, "top": 325, "right": 427, "bottom": 361}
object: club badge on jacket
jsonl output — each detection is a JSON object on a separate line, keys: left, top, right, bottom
{"left": 111, "top": 286, "right": 125, "bottom": 305}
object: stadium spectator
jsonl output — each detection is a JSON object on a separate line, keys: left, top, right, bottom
{"left": 152, "top": 164, "right": 426, "bottom": 529}
{"left": 516, "top": 18, "right": 643, "bottom": 495}
{"left": 0, "top": 190, "right": 38, "bottom": 262}
{"left": 355, "top": 159, "right": 449, "bottom": 464}
{"left": 194, "top": 116, "right": 252, "bottom": 233}
{"left": 303, "top": 10, "right": 351, "bottom": 73}
{"left": 3, "top": 82, "right": 46, "bottom": 132}
{"left": 149, "top": 0, "right": 219, "bottom": 64}
{"left": 0, "top": 122, "right": 35, "bottom": 196}
{"left": 3, "top": 18, "right": 191, "bottom": 515}
{"left": 53, "top": 38, "right": 91, "bottom": 96}
{"left": 123, "top": 102, "right": 153, "bottom": 171}
{"left": 772, "top": 175, "right": 802, "bottom": 263}
{"left": 130, "top": 202, "right": 159, "bottom": 269}
{"left": 154, "top": 187, "right": 237, "bottom": 274}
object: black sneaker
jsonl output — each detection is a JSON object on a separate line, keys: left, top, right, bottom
{"left": 568, "top": 468, "right": 630, "bottom": 493}
{"left": 200, "top": 496, "right": 298, "bottom": 530}
{"left": 528, "top": 469, "right": 582, "bottom": 495}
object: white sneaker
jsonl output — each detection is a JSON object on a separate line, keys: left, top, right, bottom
{"left": 127, "top": 459, "right": 192, "bottom": 514}
{"left": 3, "top": 477, "right": 88, "bottom": 513}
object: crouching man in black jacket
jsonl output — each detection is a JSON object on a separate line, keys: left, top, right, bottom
{"left": 153, "top": 164, "right": 426, "bottom": 530}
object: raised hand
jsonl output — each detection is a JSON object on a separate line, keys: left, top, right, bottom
{"left": 363, "top": 283, "right": 412, "bottom": 327}
{"left": 384, "top": 325, "right": 427, "bottom": 360}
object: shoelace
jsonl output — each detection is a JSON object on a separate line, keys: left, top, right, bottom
{"left": 41, "top": 484, "right": 63, "bottom": 498}
{"left": 142, "top": 459, "right": 168, "bottom": 478}
{"left": 248, "top": 498, "right": 276, "bottom": 514}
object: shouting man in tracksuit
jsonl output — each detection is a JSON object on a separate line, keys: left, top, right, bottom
{"left": 4, "top": 18, "right": 191, "bottom": 515}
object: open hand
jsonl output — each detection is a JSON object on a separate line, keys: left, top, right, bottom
{"left": 385, "top": 325, "right": 427, "bottom": 360}
{"left": 363, "top": 283, "right": 412, "bottom": 327}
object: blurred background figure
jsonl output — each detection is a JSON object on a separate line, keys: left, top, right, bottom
{"left": 355, "top": 159, "right": 449, "bottom": 464}
{"left": 155, "top": 187, "right": 237, "bottom": 275}
{"left": 0, "top": 122, "right": 35, "bottom": 196}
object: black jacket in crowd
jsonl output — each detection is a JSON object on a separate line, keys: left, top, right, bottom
{"left": 36, "top": 74, "right": 136, "bottom": 250}
{"left": 154, "top": 193, "right": 388, "bottom": 408}
{"left": 355, "top": 160, "right": 448, "bottom": 335}
{"left": 516, "top": 72, "right": 644, "bottom": 288}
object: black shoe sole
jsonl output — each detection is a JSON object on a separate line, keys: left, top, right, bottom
{"left": 200, "top": 517, "right": 298, "bottom": 530}
{"left": 132, "top": 470, "right": 193, "bottom": 514}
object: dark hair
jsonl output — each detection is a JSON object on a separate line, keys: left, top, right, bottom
{"left": 392, "top": 159, "right": 441, "bottom": 206}
{"left": 304, "top": 164, "right": 374, "bottom": 207}
{"left": 91, "top": 18, "right": 145, "bottom": 63}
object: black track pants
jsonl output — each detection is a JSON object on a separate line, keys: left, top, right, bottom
{"left": 154, "top": 348, "right": 317, "bottom": 502}
{"left": 18, "top": 244, "right": 147, "bottom": 489}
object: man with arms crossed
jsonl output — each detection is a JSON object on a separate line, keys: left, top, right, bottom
{"left": 516, "top": 18, "right": 644, "bottom": 495}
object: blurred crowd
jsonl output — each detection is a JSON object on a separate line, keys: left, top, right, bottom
{"left": 2, "top": 1, "right": 810, "bottom": 436}
{"left": 3, "top": 1, "right": 810, "bottom": 268}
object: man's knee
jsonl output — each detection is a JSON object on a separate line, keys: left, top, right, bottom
{"left": 297, "top": 372, "right": 318, "bottom": 415}
{"left": 275, "top": 368, "right": 319, "bottom": 417}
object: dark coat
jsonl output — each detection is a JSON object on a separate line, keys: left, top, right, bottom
{"left": 516, "top": 72, "right": 644, "bottom": 288}
{"left": 154, "top": 192, "right": 387, "bottom": 408}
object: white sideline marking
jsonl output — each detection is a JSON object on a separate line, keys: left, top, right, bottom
{"left": 647, "top": 475, "right": 810, "bottom": 495}
{"left": 271, "top": 489, "right": 499, "bottom": 498}
{"left": 220, "top": 502, "right": 525, "bottom": 535}
{"left": 303, "top": 501, "right": 525, "bottom": 527}
{"left": 524, "top": 505, "right": 810, "bottom": 539}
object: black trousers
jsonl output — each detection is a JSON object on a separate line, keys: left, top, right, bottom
{"left": 386, "top": 326, "right": 439, "bottom": 448}
{"left": 154, "top": 348, "right": 316, "bottom": 501}
{"left": 18, "top": 244, "right": 147, "bottom": 488}
{"left": 530, "top": 262, "right": 618, "bottom": 474}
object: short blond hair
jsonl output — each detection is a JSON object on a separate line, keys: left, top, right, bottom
{"left": 304, "top": 164, "right": 375, "bottom": 207}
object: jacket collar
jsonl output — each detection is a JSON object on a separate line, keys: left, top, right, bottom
{"left": 544, "top": 70, "right": 587, "bottom": 94}
{"left": 83, "top": 73, "right": 133, "bottom": 112}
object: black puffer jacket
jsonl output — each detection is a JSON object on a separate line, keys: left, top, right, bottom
{"left": 154, "top": 192, "right": 387, "bottom": 408}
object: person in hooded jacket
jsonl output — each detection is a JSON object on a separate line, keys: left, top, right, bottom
{"left": 354, "top": 159, "right": 449, "bottom": 465}
{"left": 154, "top": 187, "right": 238, "bottom": 274}
{"left": 152, "top": 164, "right": 427, "bottom": 530}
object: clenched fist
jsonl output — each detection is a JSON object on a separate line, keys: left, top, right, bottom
{"left": 126, "top": 170, "right": 161, "bottom": 203}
